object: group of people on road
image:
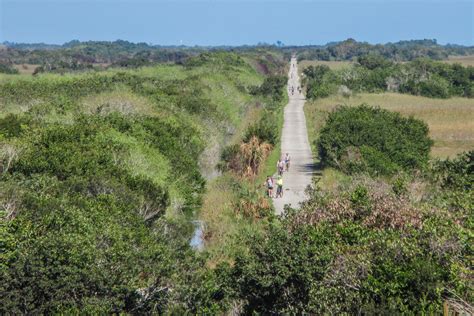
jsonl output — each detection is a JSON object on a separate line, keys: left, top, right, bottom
{"left": 266, "top": 59, "right": 298, "bottom": 198}
{"left": 289, "top": 61, "right": 302, "bottom": 95}
{"left": 265, "top": 153, "right": 291, "bottom": 199}
{"left": 289, "top": 85, "right": 302, "bottom": 95}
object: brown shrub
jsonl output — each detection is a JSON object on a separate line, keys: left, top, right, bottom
{"left": 295, "top": 177, "right": 427, "bottom": 231}
{"left": 239, "top": 136, "right": 272, "bottom": 178}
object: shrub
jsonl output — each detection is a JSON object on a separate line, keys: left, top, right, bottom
{"left": 0, "top": 63, "right": 19, "bottom": 74}
{"left": 306, "top": 81, "right": 335, "bottom": 99}
{"left": 418, "top": 75, "right": 451, "bottom": 98}
{"left": 429, "top": 151, "right": 473, "bottom": 213}
{"left": 317, "top": 104, "right": 433, "bottom": 175}
{"left": 431, "top": 150, "right": 473, "bottom": 191}
{"left": 250, "top": 75, "right": 287, "bottom": 102}
{"left": 243, "top": 113, "right": 279, "bottom": 145}
{"left": 234, "top": 183, "right": 272, "bottom": 219}
{"left": 0, "top": 114, "right": 30, "bottom": 138}
{"left": 303, "top": 65, "right": 331, "bottom": 81}
{"left": 357, "top": 54, "right": 393, "bottom": 70}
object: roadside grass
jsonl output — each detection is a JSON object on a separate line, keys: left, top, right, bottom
{"left": 199, "top": 86, "right": 287, "bottom": 264}
{"left": 315, "top": 167, "right": 351, "bottom": 191}
{"left": 258, "top": 92, "right": 287, "bottom": 184}
{"left": 304, "top": 92, "right": 474, "bottom": 159}
{"left": 199, "top": 174, "right": 270, "bottom": 267}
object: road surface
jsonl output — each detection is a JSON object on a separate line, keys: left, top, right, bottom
{"left": 273, "top": 57, "right": 315, "bottom": 215}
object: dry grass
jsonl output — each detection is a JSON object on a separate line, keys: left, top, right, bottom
{"left": 443, "top": 55, "right": 474, "bottom": 67}
{"left": 298, "top": 60, "right": 353, "bottom": 74}
{"left": 305, "top": 93, "right": 474, "bottom": 158}
{"left": 12, "top": 64, "right": 40, "bottom": 75}
{"left": 198, "top": 175, "right": 265, "bottom": 267}
{"left": 199, "top": 176, "right": 236, "bottom": 251}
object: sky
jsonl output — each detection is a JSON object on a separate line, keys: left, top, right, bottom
{"left": 1, "top": 0, "right": 473, "bottom": 46}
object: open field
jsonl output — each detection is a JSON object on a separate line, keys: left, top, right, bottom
{"left": 444, "top": 55, "right": 474, "bottom": 67}
{"left": 12, "top": 64, "right": 40, "bottom": 75}
{"left": 304, "top": 93, "right": 474, "bottom": 158}
{"left": 298, "top": 60, "right": 353, "bottom": 74}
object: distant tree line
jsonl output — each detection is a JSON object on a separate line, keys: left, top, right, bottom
{"left": 0, "top": 40, "right": 289, "bottom": 75}
{"left": 2, "top": 38, "right": 473, "bottom": 75}
{"left": 0, "top": 40, "right": 206, "bottom": 74}
{"left": 291, "top": 39, "right": 474, "bottom": 61}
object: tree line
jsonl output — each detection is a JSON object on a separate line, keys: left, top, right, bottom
{"left": 304, "top": 55, "right": 474, "bottom": 99}
{"left": 292, "top": 38, "right": 474, "bottom": 61}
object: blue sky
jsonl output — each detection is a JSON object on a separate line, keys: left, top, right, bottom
{"left": 1, "top": 0, "right": 473, "bottom": 46}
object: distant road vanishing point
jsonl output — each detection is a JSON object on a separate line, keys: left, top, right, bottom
{"left": 273, "top": 57, "right": 315, "bottom": 215}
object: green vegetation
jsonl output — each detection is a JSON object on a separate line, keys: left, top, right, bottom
{"left": 0, "top": 40, "right": 288, "bottom": 75}
{"left": 1, "top": 42, "right": 472, "bottom": 314}
{"left": 304, "top": 93, "right": 474, "bottom": 158}
{"left": 0, "top": 64, "right": 19, "bottom": 75}
{"left": 226, "top": 162, "right": 472, "bottom": 313}
{"left": 204, "top": 69, "right": 287, "bottom": 260}
{"left": 0, "top": 51, "right": 288, "bottom": 313}
{"left": 318, "top": 105, "right": 433, "bottom": 175}
{"left": 303, "top": 56, "right": 474, "bottom": 99}
{"left": 299, "top": 53, "right": 473, "bottom": 313}
{"left": 0, "top": 40, "right": 201, "bottom": 74}
{"left": 294, "top": 38, "right": 474, "bottom": 61}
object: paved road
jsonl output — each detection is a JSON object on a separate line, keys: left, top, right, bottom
{"left": 273, "top": 57, "right": 315, "bottom": 215}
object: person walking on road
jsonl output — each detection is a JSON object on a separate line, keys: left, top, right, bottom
{"left": 277, "top": 159, "right": 285, "bottom": 176}
{"left": 265, "top": 175, "right": 274, "bottom": 198}
{"left": 276, "top": 175, "right": 284, "bottom": 198}
{"left": 284, "top": 153, "right": 291, "bottom": 171}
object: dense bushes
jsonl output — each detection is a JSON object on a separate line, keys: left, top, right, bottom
{"left": 0, "top": 116, "right": 205, "bottom": 313}
{"left": 0, "top": 117, "right": 183, "bottom": 313}
{"left": 250, "top": 75, "right": 287, "bottom": 101}
{"left": 225, "top": 172, "right": 472, "bottom": 314}
{"left": 318, "top": 105, "right": 433, "bottom": 175}
{"left": 243, "top": 112, "right": 279, "bottom": 146}
{"left": 0, "top": 51, "right": 290, "bottom": 313}
{"left": 304, "top": 57, "right": 474, "bottom": 99}
{"left": 303, "top": 65, "right": 336, "bottom": 99}
{"left": 0, "top": 63, "right": 19, "bottom": 74}
{"left": 219, "top": 70, "right": 285, "bottom": 176}
{"left": 0, "top": 53, "right": 270, "bottom": 313}
{"left": 429, "top": 150, "right": 473, "bottom": 214}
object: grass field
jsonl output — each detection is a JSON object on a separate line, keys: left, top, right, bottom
{"left": 304, "top": 93, "right": 474, "bottom": 159}
{"left": 444, "top": 55, "right": 474, "bottom": 67}
{"left": 12, "top": 64, "right": 40, "bottom": 75}
{"left": 298, "top": 60, "right": 353, "bottom": 74}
